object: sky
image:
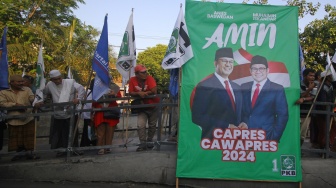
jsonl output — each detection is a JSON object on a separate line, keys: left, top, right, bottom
{"left": 73, "top": 0, "right": 334, "bottom": 53}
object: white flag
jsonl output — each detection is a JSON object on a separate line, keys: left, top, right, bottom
{"left": 116, "top": 11, "right": 136, "bottom": 86}
{"left": 22, "top": 68, "right": 26, "bottom": 77}
{"left": 161, "top": 6, "right": 194, "bottom": 70}
{"left": 332, "top": 49, "right": 336, "bottom": 63}
{"left": 33, "top": 44, "right": 46, "bottom": 106}
{"left": 326, "top": 52, "right": 336, "bottom": 81}
{"left": 67, "top": 67, "right": 73, "bottom": 79}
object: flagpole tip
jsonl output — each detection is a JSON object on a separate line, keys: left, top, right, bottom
{"left": 180, "top": 3, "right": 182, "bottom": 8}
{"left": 132, "top": 8, "right": 134, "bottom": 12}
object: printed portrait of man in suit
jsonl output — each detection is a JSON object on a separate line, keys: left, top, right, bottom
{"left": 241, "top": 55, "right": 288, "bottom": 142}
{"left": 190, "top": 47, "right": 246, "bottom": 139}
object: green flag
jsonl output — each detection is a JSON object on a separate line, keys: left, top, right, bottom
{"left": 33, "top": 44, "right": 45, "bottom": 106}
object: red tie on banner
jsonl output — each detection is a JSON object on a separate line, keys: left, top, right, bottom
{"left": 224, "top": 80, "right": 235, "bottom": 111}
{"left": 251, "top": 83, "right": 260, "bottom": 108}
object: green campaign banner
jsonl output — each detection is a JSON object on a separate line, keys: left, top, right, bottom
{"left": 176, "top": 1, "right": 302, "bottom": 182}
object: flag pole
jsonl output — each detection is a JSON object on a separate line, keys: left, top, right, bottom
{"left": 125, "top": 68, "right": 130, "bottom": 151}
{"left": 71, "top": 13, "right": 109, "bottom": 148}
{"left": 301, "top": 72, "right": 326, "bottom": 138}
{"left": 33, "top": 42, "right": 44, "bottom": 152}
{"left": 176, "top": 67, "right": 182, "bottom": 142}
{"left": 301, "top": 55, "right": 331, "bottom": 144}
{"left": 71, "top": 66, "right": 94, "bottom": 149}
{"left": 124, "top": 7, "right": 135, "bottom": 150}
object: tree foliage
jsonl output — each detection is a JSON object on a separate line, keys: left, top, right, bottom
{"left": 241, "top": 0, "right": 334, "bottom": 72}
{"left": 300, "top": 4, "right": 336, "bottom": 71}
{"left": 0, "top": 0, "right": 118, "bottom": 86}
{"left": 241, "top": 0, "right": 320, "bottom": 18}
{"left": 136, "top": 44, "right": 169, "bottom": 93}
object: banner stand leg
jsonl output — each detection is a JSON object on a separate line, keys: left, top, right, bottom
{"left": 176, "top": 178, "right": 179, "bottom": 188}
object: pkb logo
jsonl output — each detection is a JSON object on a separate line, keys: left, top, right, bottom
{"left": 281, "top": 155, "right": 296, "bottom": 176}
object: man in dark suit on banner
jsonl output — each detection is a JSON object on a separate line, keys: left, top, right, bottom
{"left": 191, "top": 47, "right": 244, "bottom": 140}
{"left": 241, "top": 55, "right": 288, "bottom": 142}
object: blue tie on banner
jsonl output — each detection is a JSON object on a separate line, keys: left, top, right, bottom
{"left": 0, "top": 27, "right": 9, "bottom": 90}
{"left": 169, "top": 68, "right": 179, "bottom": 100}
{"left": 92, "top": 15, "right": 110, "bottom": 100}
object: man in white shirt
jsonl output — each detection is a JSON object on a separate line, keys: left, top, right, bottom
{"left": 35, "top": 70, "right": 85, "bottom": 156}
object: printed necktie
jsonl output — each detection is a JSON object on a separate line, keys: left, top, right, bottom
{"left": 251, "top": 83, "right": 260, "bottom": 108}
{"left": 224, "top": 80, "right": 235, "bottom": 111}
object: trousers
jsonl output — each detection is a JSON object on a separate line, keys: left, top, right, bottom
{"left": 137, "top": 107, "right": 159, "bottom": 143}
{"left": 96, "top": 122, "right": 115, "bottom": 146}
{"left": 300, "top": 117, "right": 311, "bottom": 141}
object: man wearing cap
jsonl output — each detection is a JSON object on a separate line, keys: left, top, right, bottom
{"left": 191, "top": 47, "right": 243, "bottom": 140}
{"left": 128, "top": 64, "right": 160, "bottom": 151}
{"left": 314, "top": 69, "right": 336, "bottom": 150}
{"left": 241, "top": 55, "right": 288, "bottom": 142}
{"left": 35, "top": 70, "right": 85, "bottom": 156}
{"left": 0, "top": 75, "right": 39, "bottom": 160}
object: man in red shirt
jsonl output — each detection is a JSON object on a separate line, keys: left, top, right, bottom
{"left": 129, "top": 64, "right": 159, "bottom": 151}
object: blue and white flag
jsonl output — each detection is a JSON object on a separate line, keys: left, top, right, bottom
{"left": 0, "top": 27, "right": 9, "bottom": 90}
{"left": 116, "top": 10, "right": 136, "bottom": 86}
{"left": 299, "top": 44, "right": 305, "bottom": 80}
{"left": 33, "top": 44, "right": 46, "bottom": 106}
{"left": 169, "top": 68, "right": 179, "bottom": 100}
{"left": 92, "top": 15, "right": 110, "bottom": 100}
{"left": 161, "top": 6, "right": 193, "bottom": 69}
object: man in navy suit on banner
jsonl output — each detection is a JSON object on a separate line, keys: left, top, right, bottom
{"left": 191, "top": 47, "right": 244, "bottom": 140}
{"left": 241, "top": 55, "right": 288, "bottom": 142}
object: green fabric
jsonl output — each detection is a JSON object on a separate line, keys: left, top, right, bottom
{"left": 176, "top": 1, "right": 301, "bottom": 182}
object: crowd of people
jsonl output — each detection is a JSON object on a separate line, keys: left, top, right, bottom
{"left": 1, "top": 50, "right": 336, "bottom": 162}
{"left": 296, "top": 68, "right": 336, "bottom": 151}
{"left": 0, "top": 64, "right": 161, "bottom": 161}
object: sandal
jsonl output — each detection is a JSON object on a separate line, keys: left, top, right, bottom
{"left": 97, "top": 149, "right": 105, "bottom": 155}
{"left": 105, "top": 149, "right": 111, "bottom": 153}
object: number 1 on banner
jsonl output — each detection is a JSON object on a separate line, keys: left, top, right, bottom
{"left": 272, "top": 159, "right": 279, "bottom": 172}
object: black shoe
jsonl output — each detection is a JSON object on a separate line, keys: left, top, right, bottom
{"left": 147, "top": 142, "right": 154, "bottom": 149}
{"left": 16, "top": 146, "right": 26, "bottom": 152}
{"left": 11, "top": 155, "right": 24, "bottom": 161}
{"left": 136, "top": 146, "right": 147, "bottom": 151}
{"left": 56, "top": 152, "right": 66, "bottom": 157}
{"left": 26, "top": 153, "right": 40, "bottom": 160}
